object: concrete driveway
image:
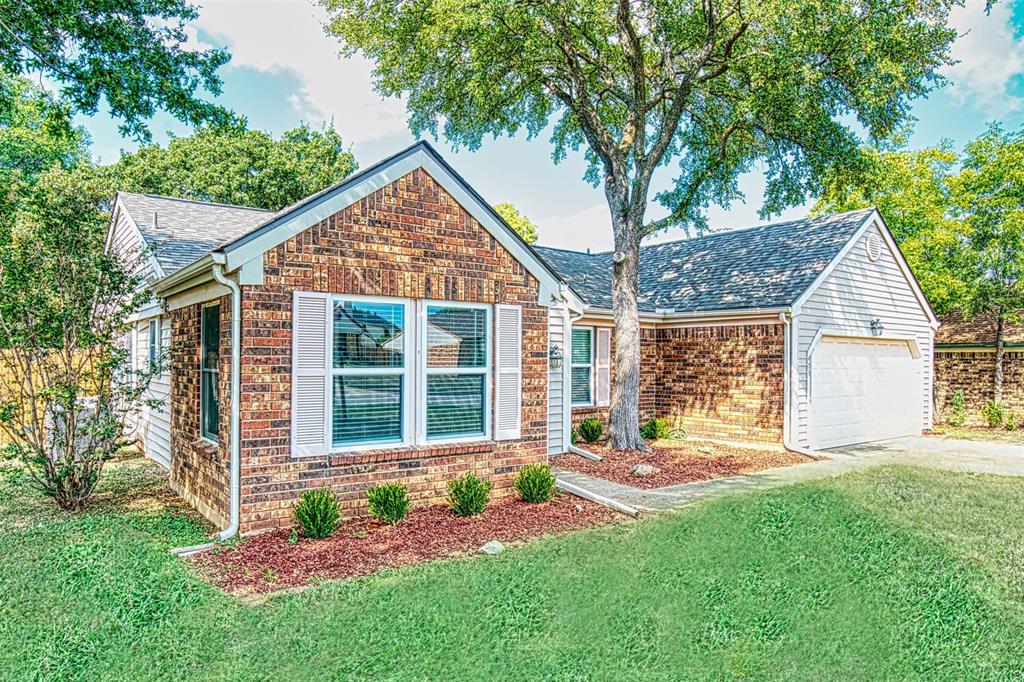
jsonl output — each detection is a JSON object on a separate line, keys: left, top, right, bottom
{"left": 556, "top": 435, "right": 1022, "bottom": 514}
{"left": 829, "top": 435, "right": 1024, "bottom": 476}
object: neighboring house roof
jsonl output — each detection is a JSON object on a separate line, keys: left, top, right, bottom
{"left": 935, "top": 312, "right": 1024, "bottom": 346}
{"left": 535, "top": 208, "right": 876, "bottom": 313}
{"left": 117, "top": 192, "right": 272, "bottom": 275}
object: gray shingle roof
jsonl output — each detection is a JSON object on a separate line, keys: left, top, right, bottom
{"left": 535, "top": 208, "right": 876, "bottom": 313}
{"left": 117, "top": 192, "right": 272, "bottom": 275}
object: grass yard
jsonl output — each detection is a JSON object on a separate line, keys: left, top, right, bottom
{"left": 928, "top": 424, "right": 1024, "bottom": 445}
{"left": 2, "top": 458, "right": 1023, "bottom": 680}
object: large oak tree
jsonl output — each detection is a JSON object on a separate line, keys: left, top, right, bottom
{"left": 322, "top": 0, "right": 962, "bottom": 449}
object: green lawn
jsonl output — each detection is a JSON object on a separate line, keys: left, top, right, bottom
{"left": 2, "top": 458, "right": 1023, "bottom": 681}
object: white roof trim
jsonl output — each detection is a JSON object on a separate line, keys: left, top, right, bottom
{"left": 213, "top": 144, "right": 563, "bottom": 305}
{"left": 791, "top": 210, "right": 939, "bottom": 329}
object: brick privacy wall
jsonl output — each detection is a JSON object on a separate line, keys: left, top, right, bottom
{"left": 934, "top": 350, "right": 1024, "bottom": 425}
{"left": 235, "top": 168, "right": 548, "bottom": 534}
{"left": 169, "top": 296, "right": 231, "bottom": 528}
{"left": 571, "top": 323, "right": 785, "bottom": 444}
{"left": 570, "top": 327, "right": 657, "bottom": 429}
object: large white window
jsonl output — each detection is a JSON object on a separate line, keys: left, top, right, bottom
{"left": 331, "top": 298, "right": 411, "bottom": 448}
{"left": 423, "top": 303, "right": 490, "bottom": 442}
{"left": 328, "top": 297, "right": 490, "bottom": 450}
{"left": 571, "top": 327, "right": 593, "bottom": 406}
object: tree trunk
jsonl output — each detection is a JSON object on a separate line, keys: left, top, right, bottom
{"left": 994, "top": 311, "right": 1005, "bottom": 404}
{"left": 607, "top": 210, "right": 648, "bottom": 452}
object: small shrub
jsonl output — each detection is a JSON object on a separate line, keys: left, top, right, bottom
{"left": 983, "top": 400, "right": 1004, "bottom": 428}
{"left": 447, "top": 472, "right": 492, "bottom": 517}
{"left": 515, "top": 463, "right": 556, "bottom": 503}
{"left": 948, "top": 389, "right": 966, "bottom": 427}
{"left": 639, "top": 417, "right": 672, "bottom": 440}
{"left": 366, "top": 483, "right": 410, "bottom": 525}
{"left": 1005, "top": 411, "right": 1017, "bottom": 432}
{"left": 570, "top": 426, "right": 578, "bottom": 446}
{"left": 293, "top": 487, "right": 341, "bottom": 539}
{"left": 577, "top": 418, "right": 604, "bottom": 444}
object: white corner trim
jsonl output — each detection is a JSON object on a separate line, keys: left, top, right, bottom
{"left": 791, "top": 210, "right": 939, "bottom": 329}
{"left": 219, "top": 148, "right": 564, "bottom": 304}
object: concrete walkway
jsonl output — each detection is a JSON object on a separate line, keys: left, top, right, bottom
{"left": 554, "top": 436, "right": 1022, "bottom": 513}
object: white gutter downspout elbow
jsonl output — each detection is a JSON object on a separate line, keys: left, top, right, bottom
{"left": 779, "top": 312, "right": 818, "bottom": 458}
{"left": 211, "top": 262, "right": 241, "bottom": 541}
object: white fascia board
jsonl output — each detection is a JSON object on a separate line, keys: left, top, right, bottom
{"left": 152, "top": 254, "right": 215, "bottom": 297}
{"left": 578, "top": 305, "right": 789, "bottom": 325}
{"left": 219, "top": 147, "right": 564, "bottom": 305}
{"left": 790, "top": 210, "right": 939, "bottom": 329}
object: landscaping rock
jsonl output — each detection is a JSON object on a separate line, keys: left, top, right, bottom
{"left": 632, "top": 463, "right": 661, "bottom": 477}
{"left": 479, "top": 540, "right": 505, "bottom": 556}
{"left": 698, "top": 446, "right": 714, "bottom": 455}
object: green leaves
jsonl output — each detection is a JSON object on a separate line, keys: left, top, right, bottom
{"left": 492, "top": 202, "right": 539, "bottom": 243}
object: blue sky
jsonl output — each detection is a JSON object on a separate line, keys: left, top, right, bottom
{"left": 79, "top": 0, "right": 1024, "bottom": 251}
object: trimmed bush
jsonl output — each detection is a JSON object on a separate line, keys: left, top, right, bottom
{"left": 639, "top": 417, "right": 671, "bottom": 440}
{"left": 948, "top": 389, "right": 966, "bottom": 427}
{"left": 983, "top": 400, "right": 1004, "bottom": 428}
{"left": 447, "top": 472, "right": 491, "bottom": 517}
{"left": 293, "top": 487, "right": 340, "bottom": 539}
{"left": 515, "top": 463, "right": 556, "bottom": 503}
{"left": 366, "top": 483, "right": 410, "bottom": 525}
{"left": 577, "top": 418, "right": 604, "bottom": 444}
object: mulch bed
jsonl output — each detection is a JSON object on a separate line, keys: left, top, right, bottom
{"left": 193, "top": 495, "right": 620, "bottom": 595}
{"left": 556, "top": 439, "right": 820, "bottom": 489}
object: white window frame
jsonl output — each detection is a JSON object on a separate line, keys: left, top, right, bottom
{"left": 329, "top": 294, "right": 414, "bottom": 452}
{"left": 418, "top": 299, "right": 492, "bottom": 444}
{"left": 571, "top": 326, "right": 594, "bottom": 407}
{"left": 148, "top": 319, "right": 159, "bottom": 369}
{"left": 200, "top": 302, "right": 220, "bottom": 444}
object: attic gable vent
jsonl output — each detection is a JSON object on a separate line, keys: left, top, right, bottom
{"left": 865, "top": 232, "right": 882, "bottom": 262}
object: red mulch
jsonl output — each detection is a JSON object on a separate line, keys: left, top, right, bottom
{"left": 556, "top": 439, "right": 820, "bottom": 489}
{"left": 193, "top": 495, "right": 620, "bottom": 594}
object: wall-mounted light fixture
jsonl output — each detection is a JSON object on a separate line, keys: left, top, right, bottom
{"left": 549, "top": 345, "right": 563, "bottom": 370}
{"left": 870, "top": 318, "right": 885, "bottom": 336}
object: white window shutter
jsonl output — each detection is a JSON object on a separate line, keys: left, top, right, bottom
{"left": 596, "top": 327, "right": 611, "bottom": 407}
{"left": 494, "top": 304, "right": 522, "bottom": 441}
{"left": 292, "top": 292, "right": 331, "bottom": 456}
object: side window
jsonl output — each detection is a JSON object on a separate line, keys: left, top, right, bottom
{"left": 200, "top": 304, "right": 220, "bottom": 442}
{"left": 148, "top": 319, "right": 158, "bottom": 369}
{"left": 571, "top": 327, "right": 593, "bottom": 405}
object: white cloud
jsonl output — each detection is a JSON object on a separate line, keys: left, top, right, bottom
{"left": 192, "top": 0, "right": 407, "bottom": 141}
{"left": 941, "top": 1, "right": 1024, "bottom": 116}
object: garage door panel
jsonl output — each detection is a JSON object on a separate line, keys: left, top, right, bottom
{"left": 810, "top": 337, "right": 922, "bottom": 449}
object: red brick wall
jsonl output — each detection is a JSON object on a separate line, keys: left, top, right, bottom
{"left": 234, "top": 168, "right": 548, "bottom": 534}
{"left": 169, "top": 296, "right": 231, "bottom": 528}
{"left": 571, "top": 323, "right": 785, "bottom": 444}
{"left": 934, "top": 350, "right": 1024, "bottom": 425}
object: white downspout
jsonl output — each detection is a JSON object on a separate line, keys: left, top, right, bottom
{"left": 211, "top": 262, "right": 241, "bottom": 541}
{"left": 779, "top": 312, "right": 818, "bottom": 457}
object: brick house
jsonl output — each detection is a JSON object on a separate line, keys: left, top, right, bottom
{"left": 107, "top": 141, "right": 938, "bottom": 538}
{"left": 933, "top": 312, "right": 1024, "bottom": 425}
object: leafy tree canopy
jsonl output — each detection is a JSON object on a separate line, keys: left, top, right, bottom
{"left": 106, "top": 124, "right": 359, "bottom": 210}
{"left": 493, "top": 202, "right": 538, "bottom": 244}
{"left": 0, "top": 0, "right": 233, "bottom": 140}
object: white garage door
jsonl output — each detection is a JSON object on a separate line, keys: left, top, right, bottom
{"left": 810, "top": 336, "right": 922, "bottom": 449}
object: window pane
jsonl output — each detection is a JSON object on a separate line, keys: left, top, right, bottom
{"left": 333, "top": 375, "right": 402, "bottom": 445}
{"left": 571, "top": 366, "right": 592, "bottom": 405}
{"left": 427, "top": 374, "right": 484, "bottom": 438}
{"left": 202, "top": 305, "right": 220, "bottom": 370}
{"left": 571, "top": 328, "right": 592, "bottom": 365}
{"left": 333, "top": 301, "right": 405, "bottom": 368}
{"left": 426, "top": 306, "right": 486, "bottom": 368}
{"left": 201, "top": 371, "right": 219, "bottom": 440}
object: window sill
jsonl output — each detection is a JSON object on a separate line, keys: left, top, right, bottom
{"left": 326, "top": 440, "right": 495, "bottom": 466}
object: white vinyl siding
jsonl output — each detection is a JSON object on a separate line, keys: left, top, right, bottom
{"left": 133, "top": 316, "right": 171, "bottom": 468}
{"left": 793, "top": 222, "right": 934, "bottom": 448}
{"left": 546, "top": 304, "right": 570, "bottom": 455}
{"left": 106, "top": 205, "right": 161, "bottom": 288}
